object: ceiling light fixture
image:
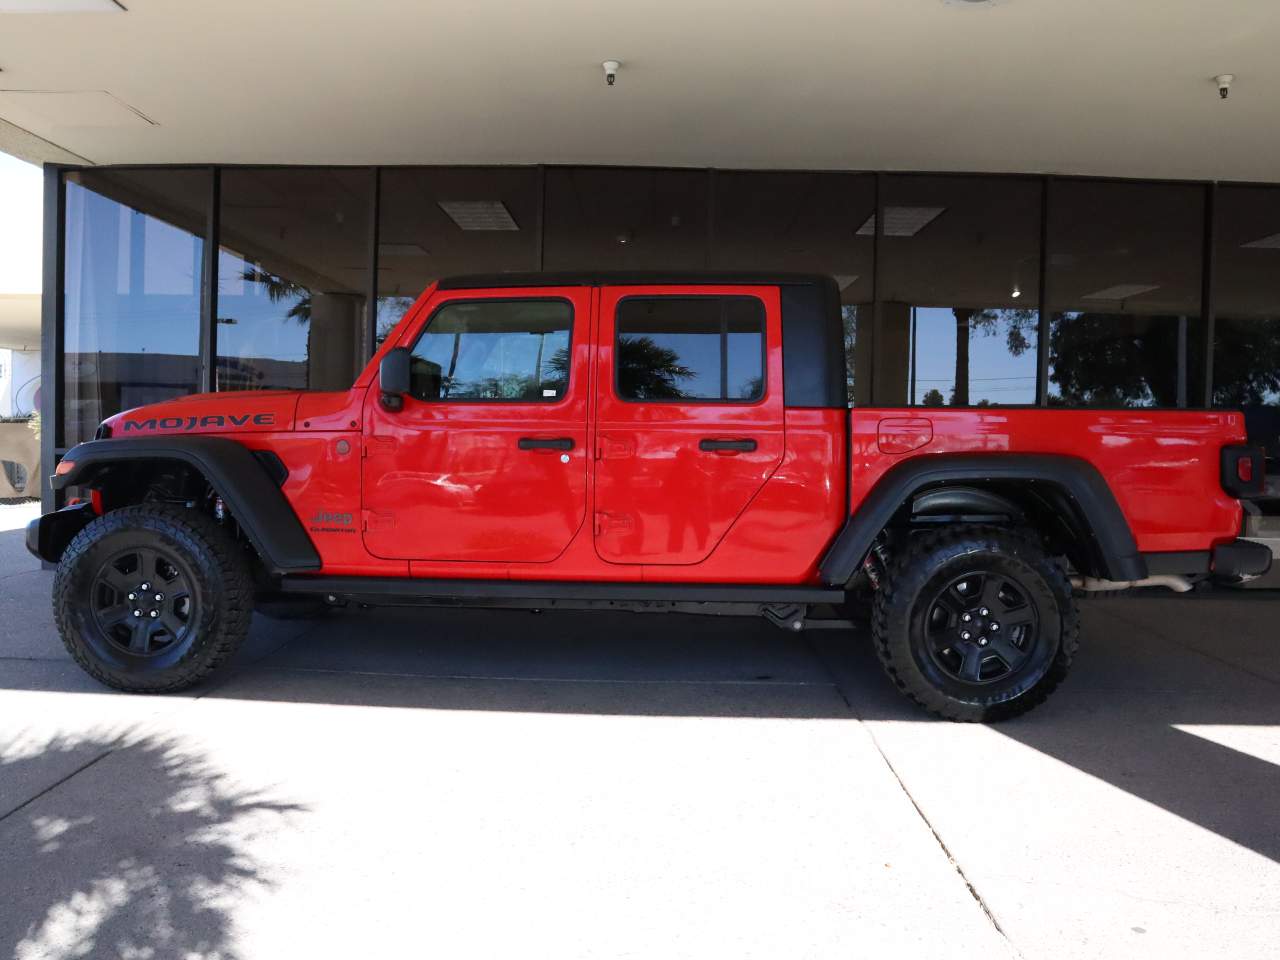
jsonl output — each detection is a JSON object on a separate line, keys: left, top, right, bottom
{"left": 1215, "top": 74, "right": 1234, "bottom": 100}
{"left": 0, "top": 1, "right": 126, "bottom": 10}
{"left": 378, "top": 243, "right": 430, "bottom": 258}
{"left": 1011, "top": 284, "right": 1022, "bottom": 299}
{"left": 1242, "top": 232, "right": 1280, "bottom": 250}
{"left": 1082, "top": 283, "right": 1160, "bottom": 301}
{"left": 602, "top": 60, "right": 620, "bottom": 87}
{"left": 856, "top": 206, "right": 946, "bottom": 238}
{"left": 438, "top": 200, "right": 519, "bottom": 231}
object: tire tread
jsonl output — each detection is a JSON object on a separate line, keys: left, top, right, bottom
{"left": 870, "top": 524, "right": 1080, "bottom": 722}
{"left": 53, "top": 504, "right": 253, "bottom": 693}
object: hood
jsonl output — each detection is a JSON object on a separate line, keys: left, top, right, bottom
{"left": 100, "top": 391, "right": 301, "bottom": 438}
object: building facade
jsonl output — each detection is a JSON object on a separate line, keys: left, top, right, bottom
{"left": 42, "top": 165, "right": 1280, "bottom": 471}
{"left": 2, "top": 2, "right": 1275, "bottom": 513}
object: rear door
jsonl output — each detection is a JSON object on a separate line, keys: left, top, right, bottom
{"left": 593, "top": 285, "right": 785, "bottom": 565}
{"left": 362, "top": 288, "right": 590, "bottom": 562}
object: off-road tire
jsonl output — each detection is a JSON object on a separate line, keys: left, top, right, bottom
{"left": 871, "top": 525, "right": 1079, "bottom": 722}
{"left": 53, "top": 504, "right": 253, "bottom": 693}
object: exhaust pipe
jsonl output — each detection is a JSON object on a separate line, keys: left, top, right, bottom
{"left": 1070, "top": 575, "right": 1194, "bottom": 594}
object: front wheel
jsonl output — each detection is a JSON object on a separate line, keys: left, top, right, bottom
{"left": 871, "top": 525, "right": 1078, "bottom": 722}
{"left": 53, "top": 504, "right": 254, "bottom": 693}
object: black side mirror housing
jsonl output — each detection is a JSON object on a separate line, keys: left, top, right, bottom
{"left": 379, "top": 347, "right": 412, "bottom": 411}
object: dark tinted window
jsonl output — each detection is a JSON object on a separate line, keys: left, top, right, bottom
{"left": 878, "top": 176, "right": 1041, "bottom": 407}
{"left": 409, "top": 300, "right": 571, "bottom": 401}
{"left": 1212, "top": 185, "right": 1280, "bottom": 452}
{"left": 376, "top": 167, "right": 540, "bottom": 343}
{"left": 217, "top": 168, "right": 371, "bottom": 392}
{"left": 1046, "top": 180, "right": 1204, "bottom": 408}
{"left": 616, "top": 297, "right": 765, "bottom": 402}
{"left": 711, "top": 172, "right": 875, "bottom": 405}
{"left": 544, "top": 168, "right": 708, "bottom": 270}
{"left": 63, "top": 168, "right": 208, "bottom": 446}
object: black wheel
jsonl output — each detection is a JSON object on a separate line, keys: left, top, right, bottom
{"left": 53, "top": 504, "right": 253, "bottom": 693}
{"left": 871, "top": 525, "right": 1078, "bottom": 722}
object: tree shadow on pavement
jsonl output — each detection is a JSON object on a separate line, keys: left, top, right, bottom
{"left": 0, "top": 730, "right": 305, "bottom": 960}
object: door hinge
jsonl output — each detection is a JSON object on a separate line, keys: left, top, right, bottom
{"left": 365, "top": 437, "right": 395, "bottom": 459}
{"left": 363, "top": 510, "right": 394, "bottom": 532}
{"left": 596, "top": 436, "right": 635, "bottom": 460}
{"left": 594, "top": 511, "right": 632, "bottom": 536}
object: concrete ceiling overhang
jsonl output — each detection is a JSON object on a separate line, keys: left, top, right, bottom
{"left": 0, "top": 294, "right": 40, "bottom": 351}
{"left": 0, "top": 0, "right": 1277, "bottom": 182}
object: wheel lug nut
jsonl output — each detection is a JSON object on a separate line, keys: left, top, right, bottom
{"left": 140, "top": 583, "right": 150, "bottom": 591}
{"left": 149, "top": 610, "right": 159, "bottom": 618}
{"left": 155, "top": 593, "right": 164, "bottom": 602}
{"left": 962, "top": 613, "right": 972, "bottom": 622}
{"left": 960, "top": 630, "right": 971, "bottom": 641}
{"left": 978, "top": 636, "right": 988, "bottom": 646}
{"left": 991, "top": 622, "right": 1000, "bottom": 631}
{"left": 132, "top": 609, "right": 142, "bottom": 617}
{"left": 980, "top": 607, "right": 990, "bottom": 616}
{"left": 128, "top": 593, "right": 137, "bottom": 601}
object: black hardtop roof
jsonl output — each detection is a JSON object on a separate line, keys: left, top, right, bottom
{"left": 436, "top": 272, "right": 837, "bottom": 291}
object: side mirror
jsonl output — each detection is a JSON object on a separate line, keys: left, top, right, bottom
{"left": 379, "top": 347, "right": 411, "bottom": 411}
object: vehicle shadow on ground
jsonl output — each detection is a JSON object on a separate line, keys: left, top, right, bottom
{"left": 227, "top": 601, "right": 1280, "bottom": 865}
{"left": 0, "top": 729, "right": 304, "bottom": 959}
{"left": 814, "top": 600, "right": 1280, "bottom": 864}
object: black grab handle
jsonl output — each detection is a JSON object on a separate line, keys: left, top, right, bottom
{"left": 518, "top": 437, "right": 575, "bottom": 451}
{"left": 699, "top": 438, "right": 757, "bottom": 453}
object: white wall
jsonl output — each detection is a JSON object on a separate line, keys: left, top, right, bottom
{"left": 0, "top": 152, "right": 41, "bottom": 296}
{"left": 0, "top": 347, "right": 40, "bottom": 418}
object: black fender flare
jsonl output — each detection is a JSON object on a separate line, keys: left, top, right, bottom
{"left": 51, "top": 436, "right": 320, "bottom": 574}
{"left": 818, "top": 453, "right": 1146, "bottom": 587}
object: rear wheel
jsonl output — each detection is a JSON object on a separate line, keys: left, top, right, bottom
{"left": 871, "top": 525, "right": 1078, "bottom": 722}
{"left": 53, "top": 504, "right": 253, "bottom": 693}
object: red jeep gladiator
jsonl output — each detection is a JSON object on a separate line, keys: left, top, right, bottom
{"left": 27, "top": 274, "right": 1273, "bottom": 720}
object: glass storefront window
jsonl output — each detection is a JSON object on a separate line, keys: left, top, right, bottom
{"left": 63, "top": 168, "right": 208, "bottom": 446}
{"left": 1046, "top": 180, "right": 1204, "bottom": 408}
{"left": 376, "top": 167, "right": 540, "bottom": 343}
{"left": 544, "top": 168, "right": 709, "bottom": 271}
{"left": 878, "top": 176, "right": 1041, "bottom": 407}
{"left": 711, "top": 172, "right": 875, "bottom": 405}
{"left": 1212, "top": 185, "right": 1280, "bottom": 452}
{"left": 56, "top": 164, "right": 1280, "bottom": 445}
{"left": 217, "top": 168, "right": 371, "bottom": 392}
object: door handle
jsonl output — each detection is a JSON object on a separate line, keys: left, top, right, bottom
{"left": 699, "top": 438, "right": 757, "bottom": 453}
{"left": 518, "top": 437, "right": 575, "bottom": 451}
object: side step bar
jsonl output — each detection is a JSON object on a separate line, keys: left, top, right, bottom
{"left": 278, "top": 576, "right": 845, "bottom": 606}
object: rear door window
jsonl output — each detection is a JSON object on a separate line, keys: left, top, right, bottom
{"left": 615, "top": 296, "right": 765, "bottom": 402}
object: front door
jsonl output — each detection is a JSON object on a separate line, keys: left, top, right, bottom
{"left": 362, "top": 289, "right": 591, "bottom": 562}
{"left": 593, "top": 286, "right": 786, "bottom": 565}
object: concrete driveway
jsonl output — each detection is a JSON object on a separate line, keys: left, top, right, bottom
{"left": 1, "top": 500, "right": 1278, "bottom": 960}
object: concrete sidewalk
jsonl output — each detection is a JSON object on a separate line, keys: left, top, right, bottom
{"left": 1, "top": 500, "right": 1278, "bottom": 959}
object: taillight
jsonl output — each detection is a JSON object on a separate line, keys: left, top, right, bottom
{"left": 1221, "top": 445, "right": 1265, "bottom": 498}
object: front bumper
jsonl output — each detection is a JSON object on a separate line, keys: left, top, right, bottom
{"left": 25, "top": 502, "right": 97, "bottom": 564}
